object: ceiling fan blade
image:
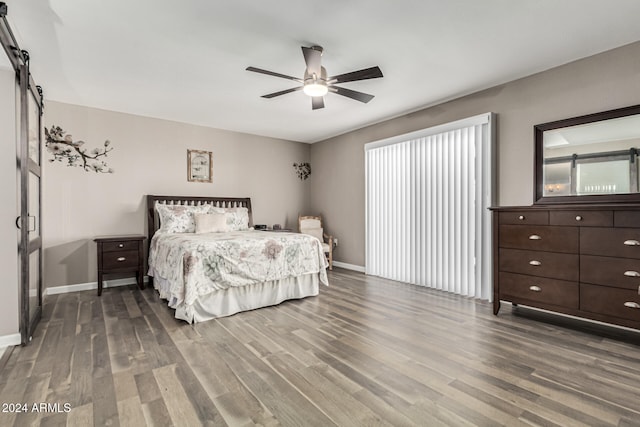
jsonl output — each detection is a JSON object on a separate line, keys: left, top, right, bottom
{"left": 328, "top": 66, "right": 383, "bottom": 84}
{"left": 246, "top": 66, "right": 303, "bottom": 83}
{"left": 261, "top": 86, "right": 303, "bottom": 99}
{"left": 331, "top": 86, "right": 375, "bottom": 103}
{"left": 302, "top": 46, "right": 322, "bottom": 76}
{"left": 312, "top": 96, "right": 325, "bottom": 110}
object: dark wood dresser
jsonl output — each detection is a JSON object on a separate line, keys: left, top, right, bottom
{"left": 94, "top": 235, "right": 146, "bottom": 296}
{"left": 492, "top": 205, "right": 640, "bottom": 329}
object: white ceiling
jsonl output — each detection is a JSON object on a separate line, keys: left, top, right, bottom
{"left": 6, "top": 0, "right": 640, "bottom": 143}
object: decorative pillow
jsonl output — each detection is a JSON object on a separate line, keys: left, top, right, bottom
{"left": 300, "top": 218, "right": 321, "bottom": 229}
{"left": 209, "top": 206, "right": 227, "bottom": 214}
{"left": 156, "top": 203, "right": 210, "bottom": 233}
{"left": 303, "top": 227, "right": 324, "bottom": 243}
{"left": 224, "top": 207, "right": 250, "bottom": 231}
{"left": 194, "top": 212, "right": 228, "bottom": 234}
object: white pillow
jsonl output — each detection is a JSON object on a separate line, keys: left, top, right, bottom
{"left": 300, "top": 218, "right": 322, "bottom": 229}
{"left": 225, "top": 207, "right": 250, "bottom": 231}
{"left": 194, "top": 212, "right": 228, "bottom": 233}
{"left": 156, "top": 203, "right": 210, "bottom": 233}
{"left": 303, "top": 227, "right": 324, "bottom": 242}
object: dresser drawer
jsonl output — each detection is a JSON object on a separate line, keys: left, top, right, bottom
{"left": 581, "top": 228, "right": 640, "bottom": 259}
{"left": 499, "top": 211, "right": 548, "bottom": 225}
{"left": 580, "top": 284, "right": 640, "bottom": 322}
{"left": 499, "top": 225, "right": 578, "bottom": 253}
{"left": 499, "top": 248, "right": 579, "bottom": 281}
{"left": 102, "top": 250, "right": 139, "bottom": 270}
{"left": 102, "top": 240, "right": 141, "bottom": 253}
{"left": 580, "top": 255, "right": 640, "bottom": 290}
{"left": 500, "top": 272, "right": 578, "bottom": 309}
{"left": 614, "top": 211, "right": 640, "bottom": 228}
{"left": 549, "top": 210, "right": 612, "bottom": 227}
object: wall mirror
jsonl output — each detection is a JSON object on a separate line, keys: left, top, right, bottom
{"left": 535, "top": 104, "right": 640, "bottom": 204}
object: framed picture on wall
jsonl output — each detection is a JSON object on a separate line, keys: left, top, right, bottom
{"left": 187, "top": 149, "right": 212, "bottom": 183}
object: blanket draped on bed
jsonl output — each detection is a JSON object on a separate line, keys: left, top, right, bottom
{"left": 148, "top": 230, "right": 329, "bottom": 308}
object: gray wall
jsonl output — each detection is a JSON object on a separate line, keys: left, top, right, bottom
{"left": 43, "top": 102, "right": 310, "bottom": 288}
{"left": 310, "top": 41, "right": 640, "bottom": 267}
{"left": 0, "top": 68, "right": 20, "bottom": 337}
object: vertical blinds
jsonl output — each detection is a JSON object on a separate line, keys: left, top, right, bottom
{"left": 365, "top": 114, "right": 494, "bottom": 300}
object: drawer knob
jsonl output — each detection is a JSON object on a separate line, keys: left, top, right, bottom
{"left": 118, "top": 244, "right": 124, "bottom": 248}
{"left": 575, "top": 215, "right": 582, "bottom": 221}
{"left": 624, "top": 301, "right": 640, "bottom": 309}
{"left": 528, "top": 235, "right": 542, "bottom": 240}
{"left": 624, "top": 270, "right": 640, "bottom": 277}
{"left": 529, "top": 286, "right": 542, "bottom": 292}
{"left": 518, "top": 215, "right": 525, "bottom": 220}
{"left": 529, "top": 260, "right": 541, "bottom": 266}
{"left": 117, "top": 257, "right": 126, "bottom": 262}
{"left": 624, "top": 239, "right": 640, "bottom": 246}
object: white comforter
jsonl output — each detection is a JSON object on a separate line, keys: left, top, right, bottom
{"left": 148, "top": 230, "right": 329, "bottom": 307}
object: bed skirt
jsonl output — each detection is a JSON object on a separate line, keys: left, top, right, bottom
{"left": 150, "top": 269, "right": 320, "bottom": 323}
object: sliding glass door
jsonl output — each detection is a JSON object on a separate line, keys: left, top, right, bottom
{"left": 365, "top": 114, "right": 495, "bottom": 300}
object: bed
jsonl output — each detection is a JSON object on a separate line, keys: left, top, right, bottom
{"left": 146, "top": 195, "right": 329, "bottom": 323}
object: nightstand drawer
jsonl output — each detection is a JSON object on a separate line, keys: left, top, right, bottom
{"left": 94, "top": 234, "right": 146, "bottom": 296}
{"left": 102, "top": 250, "right": 139, "bottom": 270}
{"left": 102, "top": 240, "right": 140, "bottom": 252}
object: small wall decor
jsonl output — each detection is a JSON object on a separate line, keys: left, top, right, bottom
{"left": 293, "top": 162, "right": 311, "bottom": 180}
{"left": 188, "top": 149, "right": 213, "bottom": 183}
{"left": 44, "top": 125, "right": 114, "bottom": 173}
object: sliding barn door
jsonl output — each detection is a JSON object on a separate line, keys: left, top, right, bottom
{"left": 18, "top": 62, "right": 44, "bottom": 344}
{"left": 2, "top": 3, "right": 44, "bottom": 344}
{"left": 365, "top": 113, "right": 494, "bottom": 300}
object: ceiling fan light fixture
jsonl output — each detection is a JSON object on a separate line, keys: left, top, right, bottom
{"left": 303, "top": 82, "right": 328, "bottom": 97}
{"left": 246, "top": 46, "right": 383, "bottom": 109}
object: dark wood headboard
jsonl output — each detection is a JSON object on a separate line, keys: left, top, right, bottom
{"left": 146, "top": 195, "right": 254, "bottom": 244}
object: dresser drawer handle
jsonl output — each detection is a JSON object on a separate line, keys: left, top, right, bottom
{"left": 117, "top": 257, "right": 126, "bottom": 262}
{"left": 624, "top": 301, "right": 640, "bottom": 309}
{"left": 529, "top": 286, "right": 542, "bottom": 292}
{"left": 518, "top": 215, "right": 525, "bottom": 220}
{"left": 118, "top": 244, "right": 124, "bottom": 248}
{"left": 529, "top": 260, "right": 541, "bottom": 266}
{"left": 624, "top": 240, "right": 640, "bottom": 246}
{"left": 528, "top": 235, "right": 542, "bottom": 240}
{"left": 624, "top": 271, "right": 640, "bottom": 277}
{"left": 575, "top": 215, "right": 582, "bottom": 221}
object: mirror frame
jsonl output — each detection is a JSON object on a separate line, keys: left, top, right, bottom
{"left": 534, "top": 104, "right": 640, "bottom": 205}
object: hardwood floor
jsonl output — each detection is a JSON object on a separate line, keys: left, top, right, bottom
{"left": 1, "top": 268, "right": 640, "bottom": 426}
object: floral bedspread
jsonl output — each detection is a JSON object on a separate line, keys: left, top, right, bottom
{"left": 148, "top": 230, "right": 329, "bottom": 307}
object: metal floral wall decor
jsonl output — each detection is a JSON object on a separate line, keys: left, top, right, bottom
{"left": 293, "top": 162, "right": 311, "bottom": 180}
{"left": 45, "top": 125, "right": 114, "bottom": 173}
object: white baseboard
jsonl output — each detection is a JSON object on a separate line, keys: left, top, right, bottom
{"left": 332, "top": 261, "right": 365, "bottom": 273}
{"left": 46, "top": 276, "right": 149, "bottom": 296}
{"left": 0, "top": 333, "right": 21, "bottom": 347}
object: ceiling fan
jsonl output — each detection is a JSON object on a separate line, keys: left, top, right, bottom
{"left": 246, "top": 45, "right": 383, "bottom": 110}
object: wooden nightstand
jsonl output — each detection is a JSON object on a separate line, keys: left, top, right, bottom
{"left": 94, "top": 235, "right": 146, "bottom": 296}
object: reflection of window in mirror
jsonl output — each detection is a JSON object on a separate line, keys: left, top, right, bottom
{"left": 576, "top": 160, "right": 630, "bottom": 195}
{"left": 543, "top": 161, "right": 571, "bottom": 196}
{"left": 542, "top": 113, "right": 640, "bottom": 197}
